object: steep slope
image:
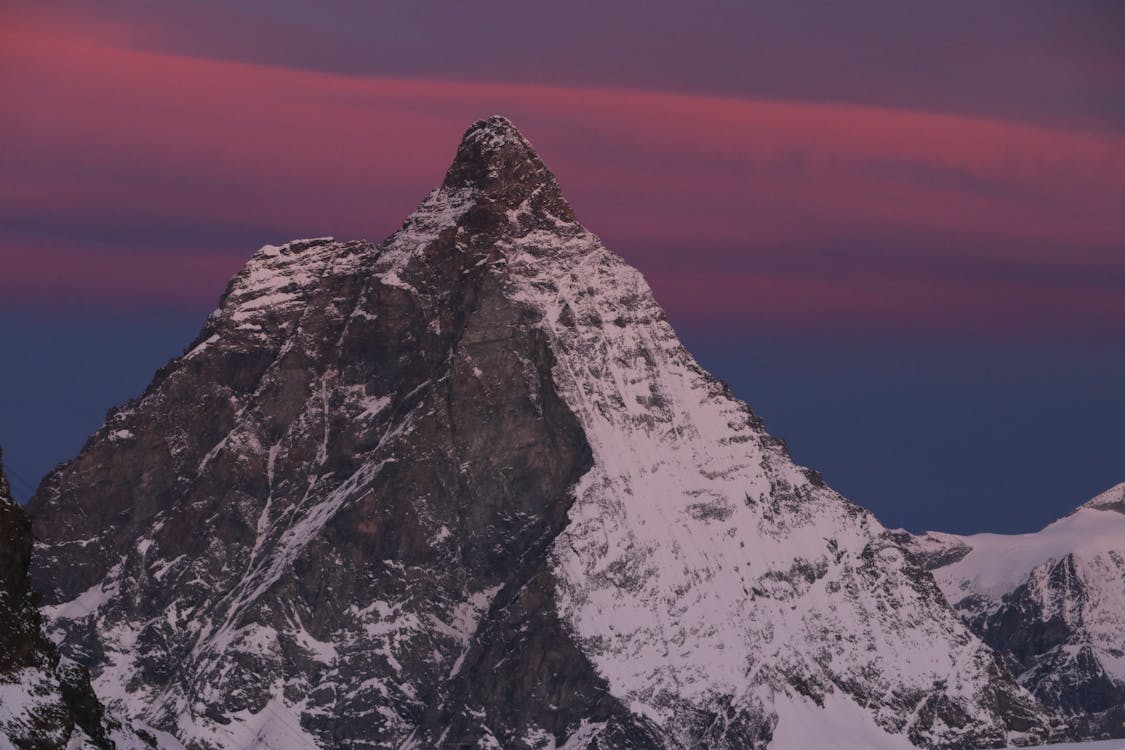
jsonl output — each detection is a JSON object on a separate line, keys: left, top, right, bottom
{"left": 906, "top": 484, "right": 1125, "bottom": 740}
{"left": 29, "top": 117, "right": 1054, "bottom": 749}
{"left": 0, "top": 448, "right": 157, "bottom": 749}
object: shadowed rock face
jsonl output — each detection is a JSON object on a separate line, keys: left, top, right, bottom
{"left": 28, "top": 117, "right": 658, "bottom": 749}
{"left": 968, "top": 552, "right": 1125, "bottom": 740}
{"left": 0, "top": 450, "right": 153, "bottom": 749}
{"left": 0, "top": 450, "right": 37, "bottom": 672}
{"left": 29, "top": 117, "right": 1057, "bottom": 749}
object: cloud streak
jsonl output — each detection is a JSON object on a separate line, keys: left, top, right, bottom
{"left": 2, "top": 21, "right": 1124, "bottom": 338}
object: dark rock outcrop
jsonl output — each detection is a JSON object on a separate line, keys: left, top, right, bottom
{"left": 0, "top": 448, "right": 154, "bottom": 749}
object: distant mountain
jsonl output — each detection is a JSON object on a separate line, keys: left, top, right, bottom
{"left": 904, "top": 483, "right": 1125, "bottom": 741}
{"left": 27, "top": 117, "right": 1055, "bottom": 749}
{"left": 0, "top": 448, "right": 155, "bottom": 749}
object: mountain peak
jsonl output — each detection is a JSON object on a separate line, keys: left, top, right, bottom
{"left": 460, "top": 114, "right": 524, "bottom": 151}
{"left": 27, "top": 117, "right": 1057, "bottom": 749}
{"left": 441, "top": 115, "right": 575, "bottom": 222}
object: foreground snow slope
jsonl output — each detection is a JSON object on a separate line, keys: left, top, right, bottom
{"left": 30, "top": 117, "right": 1054, "bottom": 749}
{"left": 987, "top": 742, "right": 1125, "bottom": 750}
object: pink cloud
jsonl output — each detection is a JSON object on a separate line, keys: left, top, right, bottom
{"left": 2, "top": 23, "right": 1123, "bottom": 336}
{"left": 0, "top": 239, "right": 243, "bottom": 310}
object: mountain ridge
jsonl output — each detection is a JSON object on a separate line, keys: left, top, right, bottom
{"left": 904, "top": 484, "right": 1125, "bottom": 741}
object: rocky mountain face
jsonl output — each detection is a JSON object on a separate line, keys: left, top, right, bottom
{"left": 904, "top": 484, "right": 1125, "bottom": 741}
{"left": 0, "top": 448, "right": 154, "bottom": 749}
{"left": 27, "top": 117, "right": 1059, "bottom": 749}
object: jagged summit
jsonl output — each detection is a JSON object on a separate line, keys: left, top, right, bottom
{"left": 439, "top": 114, "right": 575, "bottom": 224}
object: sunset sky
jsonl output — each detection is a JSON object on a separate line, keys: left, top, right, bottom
{"left": 2, "top": 1, "right": 1123, "bottom": 533}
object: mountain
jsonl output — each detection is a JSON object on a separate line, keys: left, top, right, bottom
{"left": 0, "top": 448, "right": 156, "bottom": 749}
{"left": 905, "top": 483, "right": 1125, "bottom": 740}
{"left": 27, "top": 116, "right": 1056, "bottom": 749}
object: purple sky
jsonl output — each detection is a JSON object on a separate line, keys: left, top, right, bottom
{"left": 1, "top": 1, "right": 1123, "bottom": 532}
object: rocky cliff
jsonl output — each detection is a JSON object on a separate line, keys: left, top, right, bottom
{"left": 28, "top": 117, "right": 1057, "bottom": 749}
{"left": 0, "top": 447, "right": 156, "bottom": 749}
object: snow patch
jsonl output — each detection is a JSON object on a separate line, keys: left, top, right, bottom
{"left": 772, "top": 691, "right": 916, "bottom": 750}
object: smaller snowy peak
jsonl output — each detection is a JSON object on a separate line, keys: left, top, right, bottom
{"left": 1081, "top": 481, "right": 1125, "bottom": 514}
{"left": 911, "top": 488, "right": 1125, "bottom": 737}
{"left": 907, "top": 483, "right": 1125, "bottom": 604}
{"left": 375, "top": 116, "right": 589, "bottom": 283}
{"left": 440, "top": 115, "right": 575, "bottom": 223}
{"left": 916, "top": 503, "right": 1125, "bottom": 605}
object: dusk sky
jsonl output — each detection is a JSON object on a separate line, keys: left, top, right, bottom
{"left": 2, "top": 1, "right": 1123, "bottom": 533}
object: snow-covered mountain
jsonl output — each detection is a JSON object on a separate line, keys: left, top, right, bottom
{"left": 0, "top": 448, "right": 157, "bottom": 749}
{"left": 905, "top": 484, "right": 1125, "bottom": 741}
{"left": 27, "top": 116, "right": 1058, "bottom": 749}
